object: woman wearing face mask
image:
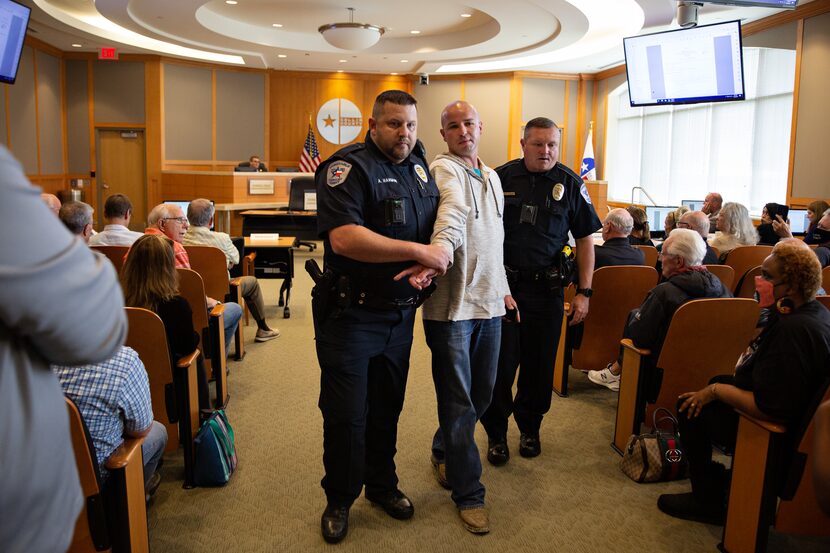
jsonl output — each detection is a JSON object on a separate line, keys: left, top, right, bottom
{"left": 657, "top": 240, "right": 830, "bottom": 525}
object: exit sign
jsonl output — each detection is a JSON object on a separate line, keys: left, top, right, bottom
{"left": 98, "top": 47, "right": 118, "bottom": 60}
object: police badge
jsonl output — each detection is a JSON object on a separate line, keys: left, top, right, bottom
{"left": 552, "top": 183, "right": 565, "bottom": 202}
{"left": 414, "top": 164, "right": 429, "bottom": 183}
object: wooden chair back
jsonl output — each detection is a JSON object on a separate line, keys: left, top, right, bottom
{"left": 647, "top": 298, "right": 759, "bottom": 423}
{"left": 571, "top": 266, "right": 659, "bottom": 371}
{"left": 125, "top": 307, "right": 179, "bottom": 452}
{"left": 823, "top": 266, "right": 830, "bottom": 292}
{"left": 633, "top": 244, "right": 658, "bottom": 267}
{"left": 184, "top": 245, "right": 230, "bottom": 300}
{"left": 724, "top": 245, "right": 773, "bottom": 293}
{"left": 177, "top": 268, "right": 228, "bottom": 408}
{"left": 704, "top": 265, "right": 735, "bottom": 292}
{"left": 735, "top": 265, "right": 763, "bottom": 299}
{"left": 90, "top": 245, "right": 129, "bottom": 275}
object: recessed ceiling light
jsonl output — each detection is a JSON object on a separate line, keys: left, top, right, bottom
{"left": 337, "top": 70, "right": 344, "bottom": 73}
{"left": 71, "top": 43, "right": 82, "bottom": 48}
{"left": 391, "top": 72, "right": 398, "bottom": 75}
{"left": 400, "top": 59, "right": 408, "bottom": 63}
{"left": 272, "top": 23, "right": 283, "bottom": 28}
{"left": 277, "top": 54, "right": 287, "bottom": 58}
{"left": 410, "top": 30, "right": 420, "bottom": 35}
{"left": 460, "top": 13, "right": 472, "bottom": 18}
{"left": 225, "top": 1, "right": 238, "bottom": 4}
{"left": 339, "top": 59, "right": 347, "bottom": 63}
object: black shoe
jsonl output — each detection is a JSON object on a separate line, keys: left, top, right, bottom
{"left": 321, "top": 504, "right": 349, "bottom": 544}
{"left": 145, "top": 471, "right": 162, "bottom": 503}
{"left": 365, "top": 489, "right": 414, "bottom": 520}
{"left": 657, "top": 493, "right": 725, "bottom": 526}
{"left": 487, "top": 438, "right": 510, "bottom": 466}
{"left": 519, "top": 433, "right": 541, "bottom": 458}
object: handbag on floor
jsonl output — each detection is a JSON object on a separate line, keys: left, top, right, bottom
{"left": 193, "top": 409, "right": 238, "bottom": 486}
{"left": 620, "top": 407, "right": 687, "bottom": 483}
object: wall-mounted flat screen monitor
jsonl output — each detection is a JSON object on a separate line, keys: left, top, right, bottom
{"left": 0, "top": 0, "right": 30, "bottom": 84}
{"left": 624, "top": 20, "right": 745, "bottom": 107}
{"left": 787, "top": 209, "right": 809, "bottom": 235}
{"left": 682, "top": 199, "right": 704, "bottom": 211}
{"left": 701, "top": 1, "right": 797, "bottom": 8}
{"left": 645, "top": 205, "right": 680, "bottom": 237}
{"left": 163, "top": 199, "right": 215, "bottom": 230}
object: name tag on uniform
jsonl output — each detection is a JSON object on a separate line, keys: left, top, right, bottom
{"left": 504, "top": 191, "right": 516, "bottom": 197}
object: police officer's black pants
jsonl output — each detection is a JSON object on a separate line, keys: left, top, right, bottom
{"left": 315, "top": 304, "right": 416, "bottom": 508}
{"left": 481, "top": 283, "right": 564, "bottom": 439}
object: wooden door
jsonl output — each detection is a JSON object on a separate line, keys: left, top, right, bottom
{"left": 97, "top": 129, "right": 146, "bottom": 231}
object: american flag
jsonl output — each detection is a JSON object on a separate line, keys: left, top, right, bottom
{"left": 299, "top": 124, "right": 322, "bottom": 173}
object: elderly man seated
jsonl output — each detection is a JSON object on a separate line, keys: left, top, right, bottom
{"left": 677, "top": 211, "right": 719, "bottom": 265}
{"left": 702, "top": 192, "right": 723, "bottom": 232}
{"left": 58, "top": 201, "right": 95, "bottom": 244}
{"left": 183, "top": 198, "right": 280, "bottom": 342}
{"left": 587, "top": 228, "right": 731, "bottom": 391}
{"left": 139, "top": 203, "right": 242, "bottom": 354}
{"left": 41, "top": 192, "right": 61, "bottom": 215}
{"left": 594, "top": 208, "right": 645, "bottom": 269}
{"left": 89, "top": 193, "right": 144, "bottom": 246}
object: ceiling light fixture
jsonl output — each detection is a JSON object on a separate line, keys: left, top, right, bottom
{"left": 460, "top": 13, "right": 472, "bottom": 18}
{"left": 410, "top": 30, "right": 420, "bottom": 35}
{"left": 71, "top": 43, "right": 82, "bottom": 47}
{"left": 225, "top": 0, "right": 238, "bottom": 4}
{"left": 278, "top": 54, "right": 287, "bottom": 58}
{"left": 319, "top": 7, "right": 384, "bottom": 50}
{"left": 272, "top": 23, "right": 283, "bottom": 28}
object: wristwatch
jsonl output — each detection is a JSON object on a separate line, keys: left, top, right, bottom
{"left": 576, "top": 287, "right": 593, "bottom": 298}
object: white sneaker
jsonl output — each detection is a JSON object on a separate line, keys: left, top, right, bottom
{"left": 587, "top": 366, "right": 620, "bottom": 391}
{"left": 255, "top": 328, "right": 281, "bottom": 342}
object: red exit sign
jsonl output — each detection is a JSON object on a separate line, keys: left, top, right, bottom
{"left": 98, "top": 47, "right": 118, "bottom": 60}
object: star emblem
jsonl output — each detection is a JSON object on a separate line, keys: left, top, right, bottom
{"left": 323, "top": 114, "right": 335, "bottom": 127}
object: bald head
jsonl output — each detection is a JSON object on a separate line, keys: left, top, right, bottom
{"left": 678, "top": 210, "right": 710, "bottom": 239}
{"left": 439, "top": 100, "right": 482, "bottom": 164}
{"left": 603, "top": 208, "right": 634, "bottom": 240}
{"left": 41, "top": 193, "right": 61, "bottom": 215}
{"left": 703, "top": 193, "right": 723, "bottom": 215}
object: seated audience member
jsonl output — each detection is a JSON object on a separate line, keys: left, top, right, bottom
{"left": 815, "top": 399, "right": 830, "bottom": 517}
{"left": 804, "top": 200, "right": 830, "bottom": 245}
{"left": 238, "top": 155, "right": 267, "bottom": 172}
{"left": 58, "top": 201, "right": 95, "bottom": 244}
{"left": 587, "top": 229, "right": 731, "bottom": 391}
{"left": 626, "top": 206, "right": 655, "bottom": 247}
{"left": 757, "top": 202, "right": 787, "bottom": 246}
{"left": 677, "top": 211, "right": 719, "bottom": 265}
{"left": 710, "top": 202, "right": 758, "bottom": 262}
{"left": 53, "top": 346, "right": 167, "bottom": 497}
{"left": 657, "top": 206, "right": 690, "bottom": 252}
{"left": 658, "top": 241, "right": 830, "bottom": 524}
{"left": 594, "top": 208, "right": 645, "bottom": 269}
{"left": 41, "top": 192, "right": 61, "bottom": 215}
{"left": 774, "top": 208, "right": 830, "bottom": 268}
{"left": 122, "top": 235, "right": 211, "bottom": 409}
{"left": 183, "top": 198, "right": 280, "bottom": 342}
{"left": 89, "top": 193, "right": 144, "bottom": 246}
{"left": 139, "top": 204, "right": 242, "bottom": 354}
{"left": 702, "top": 192, "right": 723, "bottom": 232}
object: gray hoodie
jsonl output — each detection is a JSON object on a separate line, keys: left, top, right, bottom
{"left": 422, "top": 153, "right": 510, "bottom": 322}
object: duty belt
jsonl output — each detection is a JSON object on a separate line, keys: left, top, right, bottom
{"left": 505, "top": 265, "right": 561, "bottom": 284}
{"left": 353, "top": 290, "right": 421, "bottom": 310}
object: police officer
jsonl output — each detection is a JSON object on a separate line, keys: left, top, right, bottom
{"left": 480, "top": 117, "right": 601, "bottom": 465}
{"left": 312, "top": 90, "right": 450, "bottom": 544}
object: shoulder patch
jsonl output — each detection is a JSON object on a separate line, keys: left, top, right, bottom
{"left": 579, "top": 182, "right": 593, "bottom": 205}
{"left": 414, "top": 164, "right": 429, "bottom": 183}
{"left": 327, "top": 161, "right": 352, "bottom": 187}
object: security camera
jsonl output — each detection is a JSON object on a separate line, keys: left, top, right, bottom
{"left": 419, "top": 73, "right": 429, "bottom": 86}
{"left": 677, "top": 1, "right": 702, "bottom": 28}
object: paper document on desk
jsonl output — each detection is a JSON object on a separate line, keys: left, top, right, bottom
{"left": 304, "top": 192, "right": 317, "bottom": 211}
{"left": 250, "top": 233, "right": 280, "bottom": 241}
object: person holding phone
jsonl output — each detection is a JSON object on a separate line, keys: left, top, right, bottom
{"left": 758, "top": 202, "right": 789, "bottom": 245}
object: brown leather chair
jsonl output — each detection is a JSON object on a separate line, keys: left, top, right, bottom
{"left": 613, "top": 298, "right": 760, "bottom": 453}
{"left": 823, "top": 266, "right": 830, "bottom": 293}
{"left": 633, "top": 244, "right": 658, "bottom": 268}
{"left": 177, "top": 268, "right": 229, "bottom": 410}
{"left": 184, "top": 244, "right": 245, "bottom": 359}
{"left": 553, "top": 266, "right": 658, "bottom": 396}
{"left": 818, "top": 295, "right": 830, "bottom": 310}
{"left": 125, "top": 307, "right": 200, "bottom": 487}
{"left": 735, "top": 265, "right": 763, "bottom": 299}
{"left": 90, "top": 245, "right": 130, "bottom": 275}
{"left": 704, "top": 264, "right": 735, "bottom": 292}
{"left": 721, "top": 384, "right": 830, "bottom": 553}
{"left": 65, "top": 397, "right": 148, "bottom": 553}
{"left": 724, "top": 245, "right": 773, "bottom": 294}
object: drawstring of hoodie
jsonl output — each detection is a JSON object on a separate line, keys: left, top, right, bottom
{"left": 467, "top": 166, "right": 502, "bottom": 220}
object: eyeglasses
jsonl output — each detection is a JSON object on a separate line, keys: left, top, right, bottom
{"left": 163, "top": 217, "right": 188, "bottom": 225}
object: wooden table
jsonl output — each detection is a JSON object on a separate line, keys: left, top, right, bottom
{"left": 244, "top": 236, "right": 298, "bottom": 318}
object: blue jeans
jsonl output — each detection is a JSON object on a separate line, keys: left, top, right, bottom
{"left": 424, "top": 317, "right": 501, "bottom": 509}
{"left": 142, "top": 420, "right": 168, "bottom": 488}
{"left": 222, "top": 301, "right": 242, "bottom": 354}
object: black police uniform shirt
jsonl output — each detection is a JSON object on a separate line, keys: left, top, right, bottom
{"left": 497, "top": 159, "right": 601, "bottom": 270}
{"left": 315, "top": 131, "right": 439, "bottom": 299}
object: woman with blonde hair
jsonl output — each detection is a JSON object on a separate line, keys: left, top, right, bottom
{"left": 626, "top": 205, "right": 654, "bottom": 247}
{"left": 121, "top": 234, "right": 208, "bottom": 408}
{"left": 710, "top": 202, "right": 758, "bottom": 262}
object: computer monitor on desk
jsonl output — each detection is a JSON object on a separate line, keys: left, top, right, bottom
{"left": 645, "top": 205, "right": 679, "bottom": 238}
{"left": 288, "top": 176, "right": 317, "bottom": 212}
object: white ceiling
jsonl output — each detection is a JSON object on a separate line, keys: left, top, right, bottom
{"left": 20, "top": 0, "right": 808, "bottom": 75}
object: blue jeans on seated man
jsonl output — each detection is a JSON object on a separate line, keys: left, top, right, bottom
{"left": 222, "top": 301, "right": 243, "bottom": 354}
{"left": 424, "top": 317, "right": 501, "bottom": 509}
{"left": 141, "top": 420, "right": 168, "bottom": 487}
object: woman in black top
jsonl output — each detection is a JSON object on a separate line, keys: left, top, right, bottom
{"left": 121, "top": 234, "right": 208, "bottom": 408}
{"left": 626, "top": 205, "right": 655, "bottom": 247}
{"left": 658, "top": 241, "right": 830, "bottom": 524}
